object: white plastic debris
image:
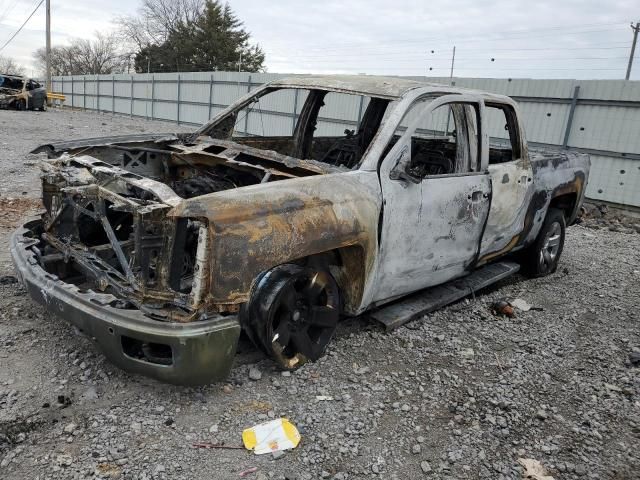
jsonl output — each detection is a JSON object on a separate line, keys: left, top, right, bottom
{"left": 511, "top": 298, "right": 532, "bottom": 312}
{"left": 242, "top": 418, "right": 301, "bottom": 455}
{"left": 518, "top": 458, "right": 555, "bottom": 480}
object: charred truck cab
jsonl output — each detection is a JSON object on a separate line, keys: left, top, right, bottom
{"left": 11, "top": 76, "right": 590, "bottom": 385}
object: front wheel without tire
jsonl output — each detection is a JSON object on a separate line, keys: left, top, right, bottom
{"left": 522, "top": 208, "right": 566, "bottom": 277}
{"left": 245, "top": 264, "right": 341, "bottom": 370}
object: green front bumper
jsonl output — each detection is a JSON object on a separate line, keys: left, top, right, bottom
{"left": 10, "top": 219, "right": 241, "bottom": 386}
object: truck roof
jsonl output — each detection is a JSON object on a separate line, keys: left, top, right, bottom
{"left": 269, "top": 74, "right": 511, "bottom": 102}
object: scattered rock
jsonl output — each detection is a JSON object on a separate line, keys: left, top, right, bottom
{"left": 56, "top": 454, "right": 73, "bottom": 467}
{"left": 63, "top": 423, "right": 77, "bottom": 434}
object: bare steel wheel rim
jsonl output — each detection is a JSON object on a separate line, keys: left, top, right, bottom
{"left": 268, "top": 270, "right": 340, "bottom": 369}
{"left": 539, "top": 221, "right": 562, "bottom": 270}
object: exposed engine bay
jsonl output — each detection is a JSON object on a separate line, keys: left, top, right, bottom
{"left": 32, "top": 136, "right": 341, "bottom": 322}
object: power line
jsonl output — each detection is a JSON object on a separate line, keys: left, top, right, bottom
{"left": 271, "top": 53, "right": 631, "bottom": 62}
{"left": 0, "top": 0, "right": 20, "bottom": 25}
{"left": 270, "top": 45, "right": 632, "bottom": 60}
{"left": 267, "top": 25, "right": 628, "bottom": 56}
{"left": 264, "top": 20, "right": 628, "bottom": 51}
{"left": 0, "top": 0, "right": 44, "bottom": 54}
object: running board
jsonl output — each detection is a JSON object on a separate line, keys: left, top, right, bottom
{"left": 370, "top": 261, "right": 520, "bottom": 331}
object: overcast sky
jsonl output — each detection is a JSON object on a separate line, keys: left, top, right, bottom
{"left": 0, "top": 0, "right": 638, "bottom": 80}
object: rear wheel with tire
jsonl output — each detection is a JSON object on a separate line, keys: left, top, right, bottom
{"left": 522, "top": 208, "right": 566, "bottom": 277}
{"left": 244, "top": 264, "right": 341, "bottom": 370}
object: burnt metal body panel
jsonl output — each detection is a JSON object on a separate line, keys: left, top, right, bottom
{"left": 31, "top": 133, "right": 181, "bottom": 155}
{"left": 171, "top": 171, "right": 381, "bottom": 313}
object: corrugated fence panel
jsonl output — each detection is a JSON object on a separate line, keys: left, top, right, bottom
{"left": 50, "top": 72, "right": 640, "bottom": 207}
{"left": 586, "top": 155, "right": 640, "bottom": 206}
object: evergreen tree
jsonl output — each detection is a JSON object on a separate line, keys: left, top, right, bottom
{"left": 133, "top": 1, "right": 264, "bottom": 73}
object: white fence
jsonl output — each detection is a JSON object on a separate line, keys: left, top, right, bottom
{"left": 51, "top": 72, "right": 640, "bottom": 208}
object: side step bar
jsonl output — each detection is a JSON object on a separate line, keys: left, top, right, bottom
{"left": 370, "top": 261, "right": 520, "bottom": 331}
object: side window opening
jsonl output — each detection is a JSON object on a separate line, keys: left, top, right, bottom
{"left": 386, "top": 98, "right": 480, "bottom": 180}
{"left": 310, "top": 92, "right": 389, "bottom": 169}
{"left": 485, "top": 103, "right": 521, "bottom": 164}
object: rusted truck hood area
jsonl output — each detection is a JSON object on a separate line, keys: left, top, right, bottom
{"left": 29, "top": 136, "right": 353, "bottom": 323}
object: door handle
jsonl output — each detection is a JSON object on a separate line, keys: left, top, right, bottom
{"left": 469, "top": 190, "right": 485, "bottom": 202}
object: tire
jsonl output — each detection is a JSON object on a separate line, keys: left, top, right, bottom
{"left": 243, "top": 264, "right": 341, "bottom": 370}
{"left": 522, "top": 208, "right": 566, "bottom": 277}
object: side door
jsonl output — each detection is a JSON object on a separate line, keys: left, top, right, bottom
{"left": 478, "top": 102, "right": 534, "bottom": 261}
{"left": 372, "top": 94, "right": 491, "bottom": 304}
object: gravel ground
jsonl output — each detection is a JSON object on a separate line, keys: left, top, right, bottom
{"left": 1, "top": 108, "right": 639, "bottom": 480}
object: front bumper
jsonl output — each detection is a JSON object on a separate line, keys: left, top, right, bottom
{"left": 10, "top": 219, "right": 241, "bottom": 386}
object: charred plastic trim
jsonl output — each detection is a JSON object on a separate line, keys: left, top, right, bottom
{"left": 11, "top": 220, "right": 241, "bottom": 386}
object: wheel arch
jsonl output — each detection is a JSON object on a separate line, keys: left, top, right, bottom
{"left": 549, "top": 192, "right": 578, "bottom": 224}
{"left": 301, "top": 245, "right": 367, "bottom": 315}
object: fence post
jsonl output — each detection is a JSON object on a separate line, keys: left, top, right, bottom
{"left": 112, "top": 76, "right": 115, "bottom": 114}
{"left": 83, "top": 76, "right": 86, "bottom": 110}
{"left": 130, "top": 75, "right": 134, "bottom": 117}
{"left": 61, "top": 77, "right": 64, "bottom": 107}
{"left": 207, "top": 74, "right": 214, "bottom": 120}
{"left": 244, "top": 74, "right": 252, "bottom": 134}
{"left": 150, "top": 75, "right": 155, "bottom": 120}
{"left": 96, "top": 75, "right": 99, "bottom": 111}
{"left": 69, "top": 77, "right": 73, "bottom": 109}
{"left": 291, "top": 88, "right": 299, "bottom": 135}
{"left": 176, "top": 74, "right": 181, "bottom": 125}
{"left": 562, "top": 85, "right": 580, "bottom": 149}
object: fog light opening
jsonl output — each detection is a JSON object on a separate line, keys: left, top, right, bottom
{"left": 121, "top": 336, "right": 173, "bottom": 366}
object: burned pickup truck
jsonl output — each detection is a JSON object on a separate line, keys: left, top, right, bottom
{"left": 11, "top": 76, "right": 590, "bottom": 385}
{"left": 0, "top": 74, "right": 47, "bottom": 110}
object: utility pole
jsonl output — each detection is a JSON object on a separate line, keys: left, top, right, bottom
{"left": 45, "top": 0, "right": 51, "bottom": 91}
{"left": 445, "top": 46, "right": 456, "bottom": 135}
{"left": 626, "top": 21, "right": 639, "bottom": 80}
{"left": 449, "top": 46, "right": 456, "bottom": 84}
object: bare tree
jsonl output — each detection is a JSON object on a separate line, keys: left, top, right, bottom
{"left": 34, "top": 33, "right": 127, "bottom": 76}
{"left": 115, "top": 0, "right": 205, "bottom": 51}
{"left": 0, "top": 56, "right": 25, "bottom": 76}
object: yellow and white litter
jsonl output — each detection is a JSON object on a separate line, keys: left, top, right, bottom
{"left": 242, "top": 418, "right": 301, "bottom": 455}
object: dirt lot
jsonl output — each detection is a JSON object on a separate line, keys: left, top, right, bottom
{"left": 0, "top": 108, "right": 639, "bottom": 480}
